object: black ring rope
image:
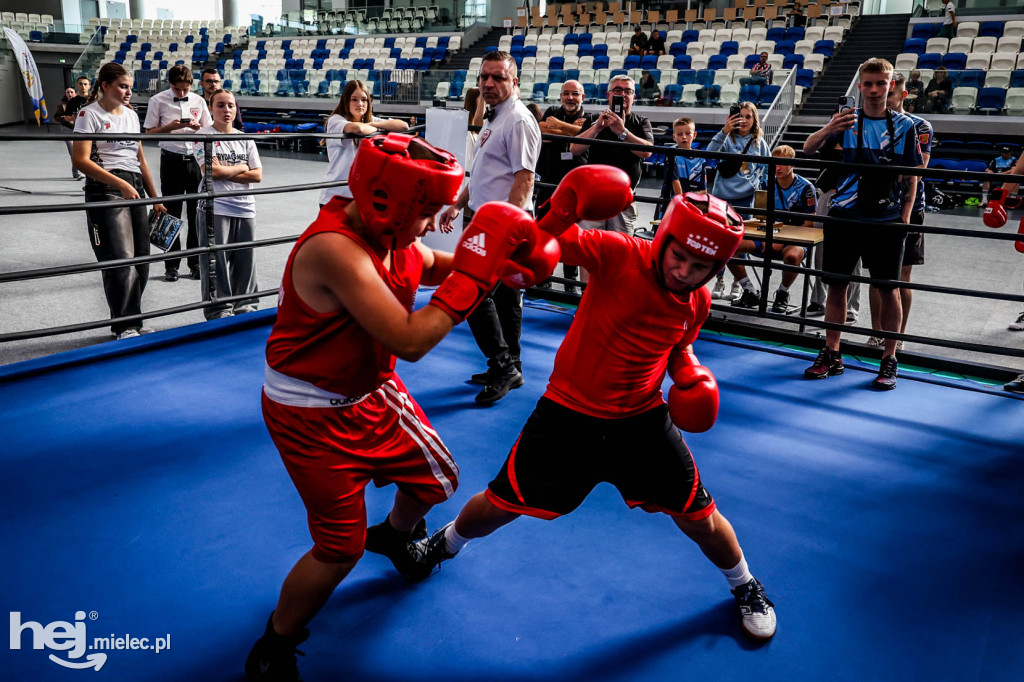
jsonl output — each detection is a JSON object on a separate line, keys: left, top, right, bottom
{"left": 2, "top": 127, "right": 1023, "bottom": 373}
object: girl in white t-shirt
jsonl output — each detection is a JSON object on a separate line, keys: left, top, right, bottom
{"left": 195, "top": 89, "right": 263, "bottom": 320}
{"left": 319, "top": 80, "right": 409, "bottom": 206}
{"left": 72, "top": 62, "right": 165, "bottom": 340}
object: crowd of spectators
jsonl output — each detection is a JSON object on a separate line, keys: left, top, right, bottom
{"left": 57, "top": 45, "right": 1024, "bottom": 392}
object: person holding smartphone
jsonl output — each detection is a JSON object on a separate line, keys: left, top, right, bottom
{"left": 706, "top": 102, "right": 771, "bottom": 302}
{"left": 801, "top": 58, "right": 925, "bottom": 390}
{"left": 144, "top": 64, "right": 213, "bottom": 282}
{"left": 570, "top": 75, "right": 654, "bottom": 239}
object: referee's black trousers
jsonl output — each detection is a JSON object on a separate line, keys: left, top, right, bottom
{"left": 467, "top": 283, "right": 523, "bottom": 372}
{"left": 160, "top": 150, "right": 203, "bottom": 272}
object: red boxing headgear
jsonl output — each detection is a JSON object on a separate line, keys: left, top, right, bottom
{"left": 652, "top": 193, "right": 744, "bottom": 292}
{"left": 348, "top": 133, "right": 464, "bottom": 249}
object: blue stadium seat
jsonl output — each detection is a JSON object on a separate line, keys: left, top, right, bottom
{"left": 917, "top": 53, "right": 942, "bottom": 70}
{"left": 1011, "top": 70, "right": 1024, "bottom": 88}
{"left": 624, "top": 55, "right": 642, "bottom": 69}
{"left": 911, "top": 24, "right": 938, "bottom": 40}
{"left": 672, "top": 55, "right": 692, "bottom": 69}
{"left": 563, "top": 33, "right": 578, "bottom": 45}
{"left": 549, "top": 56, "right": 564, "bottom": 69}
{"left": 565, "top": 69, "right": 580, "bottom": 81}
{"left": 942, "top": 53, "right": 967, "bottom": 70}
{"left": 591, "top": 44, "right": 607, "bottom": 57}
{"left": 663, "top": 84, "right": 683, "bottom": 103}
{"left": 903, "top": 38, "right": 927, "bottom": 55}
{"left": 766, "top": 27, "right": 786, "bottom": 42}
{"left": 532, "top": 82, "right": 547, "bottom": 101}
{"left": 682, "top": 30, "right": 699, "bottom": 42}
{"left": 593, "top": 55, "right": 609, "bottom": 69}
{"left": 511, "top": 34, "right": 525, "bottom": 45}
{"left": 796, "top": 69, "right": 814, "bottom": 88}
{"left": 759, "top": 85, "right": 781, "bottom": 106}
{"left": 978, "top": 21, "right": 1003, "bottom": 38}
{"left": 708, "top": 54, "right": 728, "bottom": 70}
{"left": 699, "top": 84, "right": 721, "bottom": 106}
{"left": 975, "top": 87, "right": 1006, "bottom": 113}
{"left": 577, "top": 43, "right": 592, "bottom": 57}
{"left": 640, "top": 55, "right": 658, "bottom": 69}
{"left": 956, "top": 70, "right": 984, "bottom": 89}
{"left": 548, "top": 69, "right": 566, "bottom": 83}
{"left": 676, "top": 69, "right": 696, "bottom": 85}
{"left": 669, "top": 41, "right": 688, "bottom": 56}
{"left": 583, "top": 82, "right": 600, "bottom": 99}
{"left": 785, "top": 27, "right": 805, "bottom": 42}
{"left": 696, "top": 69, "right": 716, "bottom": 87}
{"left": 813, "top": 40, "right": 835, "bottom": 57}
{"left": 774, "top": 40, "right": 796, "bottom": 56}
{"left": 784, "top": 54, "right": 804, "bottom": 69}
{"left": 739, "top": 84, "right": 761, "bottom": 103}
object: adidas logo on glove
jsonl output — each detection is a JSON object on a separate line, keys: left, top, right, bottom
{"left": 463, "top": 233, "right": 487, "bottom": 256}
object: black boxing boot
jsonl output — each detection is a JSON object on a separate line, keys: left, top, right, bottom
{"left": 364, "top": 515, "right": 428, "bottom": 580}
{"left": 245, "top": 613, "right": 309, "bottom": 682}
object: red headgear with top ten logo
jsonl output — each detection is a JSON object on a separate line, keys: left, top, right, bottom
{"left": 652, "top": 193, "right": 744, "bottom": 292}
{"left": 348, "top": 133, "right": 464, "bottom": 249}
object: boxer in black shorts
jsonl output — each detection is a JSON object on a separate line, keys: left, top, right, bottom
{"left": 408, "top": 186, "right": 778, "bottom": 641}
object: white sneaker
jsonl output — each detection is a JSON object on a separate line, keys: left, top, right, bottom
{"left": 729, "top": 281, "right": 743, "bottom": 302}
{"left": 711, "top": 278, "right": 726, "bottom": 299}
{"left": 234, "top": 305, "right": 258, "bottom": 314}
{"left": 1009, "top": 312, "right": 1024, "bottom": 331}
{"left": 116, "top": 328, "right": 140, "bottom": 340}
{"left": 732, "top": 578, "right": 777, "bottom": 640}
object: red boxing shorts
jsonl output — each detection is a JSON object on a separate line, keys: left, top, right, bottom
{"left": 261, "top": 374, "right": 459, "bottom": 563}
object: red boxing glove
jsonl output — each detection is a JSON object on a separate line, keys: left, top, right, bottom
{"left": 537, "top": 165, "right": 634, "bottom": 238}
{"left": 983, "top": 188, "right": 1008, "bottom": 229}
{"left": 430, "top": 202, "right": 536, "bottom": 323}
{"left": 666, "top": 350, "right": 719, "bottom": 433}
{"left": 501, "top": 228, "right": 561, "bottom": 288}
{"left": 1016, "top": 214, "right": 1024, "bottom": 254}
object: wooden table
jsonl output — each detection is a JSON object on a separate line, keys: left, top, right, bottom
{"left": 742, "top": 220, "right": 824, "bottom": 331}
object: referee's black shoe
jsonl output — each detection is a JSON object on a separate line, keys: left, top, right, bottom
{"left": 164, "top": 268, "right": 179, "bottom": 282}
{"left": 475, "top": 368, "right": 524, "bottom": 404}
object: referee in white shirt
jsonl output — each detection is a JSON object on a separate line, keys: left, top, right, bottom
{"left": 439, "top": 51, "right": 542, "bottom": 404}
{"left": 144, "top": 65, "right": 213, "bottom": 282}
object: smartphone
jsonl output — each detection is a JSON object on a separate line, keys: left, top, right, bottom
{"left": 180, "top": 118, "right": 191, "bottom": 124}
{"left": 838, "top": 95, "right": 856, "bottom": 113}
{"left": 611, "top": 95, "right": 624, "bottom": 117}
{"left": 729, "top": 104, "right": 742, "bottom": 119}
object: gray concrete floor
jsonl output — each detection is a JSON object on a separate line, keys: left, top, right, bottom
{"left": 2, "top": 126, "right": 1024, "bottom": 375}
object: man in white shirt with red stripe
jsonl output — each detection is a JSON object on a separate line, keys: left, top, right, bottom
{"left": 438, "top": 51, "right": 542, "bottom": 404}
{"left": 144, "top": 64, "right": 212, "bottom": 282}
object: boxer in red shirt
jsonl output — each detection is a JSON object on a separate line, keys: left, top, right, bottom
{"left": 412, "top": 176, "right": 778, "bottom": 641}
{"left": 246, "top": 133, "right": 562, "bottom": 681}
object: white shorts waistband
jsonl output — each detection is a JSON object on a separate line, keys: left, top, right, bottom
{"left": 263, "top": 364, "right": 371, "bottom": 408}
